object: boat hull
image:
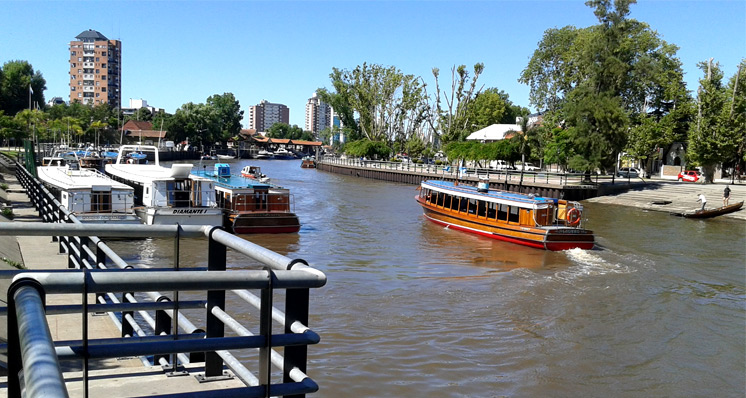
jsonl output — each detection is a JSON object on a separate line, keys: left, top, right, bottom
{"left": 75, "top": 214, "right": 142, "bottom": 224}
{"left": 677, "top": 201, "right": 744, "bottom": 219}
{"left": 229, "top": 212, "right": 301, "bottom": 234}
{"left": 135, "top": 207, "right": 224, "bottom": 226}
{"left": 418, "top": 197, "right": 594, "bottom": 251}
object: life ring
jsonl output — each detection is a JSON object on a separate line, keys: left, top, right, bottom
{"left": 566, "top": 208, "right": 581, "bottom": 226}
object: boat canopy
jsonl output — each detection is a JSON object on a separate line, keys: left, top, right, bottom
{"left": 422, "top": 180, "right": 554, "bottom": 210}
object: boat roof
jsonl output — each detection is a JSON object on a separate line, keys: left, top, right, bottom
{"left": 422, "top": 180, "right": 556, "bottom": 208}
{"left": 37, "top": 166, "right": 133, "bottom": 191}
{"left": 191, "top": 170, "right": 271, "bottom": 190}
{"left": 105, "top": 163, "right": 188, "bottom": 184}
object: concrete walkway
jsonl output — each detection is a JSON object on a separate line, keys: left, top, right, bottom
{"left": 0, "top": 160, "right": 246, "bottom": 396}
{"left": 586, "top": 180, "right": 746, "bottom": 221}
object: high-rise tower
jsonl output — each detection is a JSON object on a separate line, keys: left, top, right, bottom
{"left": 248, "top": 100, "right": 290, "bottom": 132}
{"left": 69, "top": 29, "right": 121, "bottom": 108}
{"left": 305, "top": 92, "right": 332, "bottom": 134}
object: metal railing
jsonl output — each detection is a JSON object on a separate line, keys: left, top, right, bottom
{"left": 320, "top": 155, "right": 636, "bottom": 186}
{"left": 4, "top": 158, "right": 327, "bottom": 398}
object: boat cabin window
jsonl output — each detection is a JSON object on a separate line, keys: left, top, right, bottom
{"left": 91, "top": 191, "right": 111, "bottom": 212}
{"left": 508, "top": 206, "right": 520, "bottom": 223}
{"left": 498, "top": 204, "right": 508, "bottom": 221}
{"left": 487, "top": 202, "right": 496, "bottom": 219}
{"left": 167, "top": 181, "right": 191, "bottom": 208}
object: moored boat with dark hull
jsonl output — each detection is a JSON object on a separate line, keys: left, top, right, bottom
{"left": 416, "top": 180, "right": 594, "bottom": 250}
{"left": 192, "top": 164, "right": 300, "bottom": 234}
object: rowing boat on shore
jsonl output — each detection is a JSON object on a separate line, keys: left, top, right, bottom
{"left": 670, "top": 201, "right": 743, "bottom": 219}
{"left": 416, "top": 180, "right": 594, "bottom": 250}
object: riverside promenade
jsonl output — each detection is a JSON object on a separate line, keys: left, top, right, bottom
{"left": 0, "top": 159, "right": 246, "bottom": 396}
{"left": 317, "top": 157, "right": 746, "bottom": 221}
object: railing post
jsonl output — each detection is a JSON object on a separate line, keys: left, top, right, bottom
{"left": 283, "top": 285, "right": 310, "bottom": 398}
{"left": 205, "top": 227, "right": 226, "bottom": 378}
{"left": 154, "top": 296, "right": 172, "bottom": 365}
{"left": 260, "top": 270, "right": 274, "bottom": 397}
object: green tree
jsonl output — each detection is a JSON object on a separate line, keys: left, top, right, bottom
{"left": 424, "top": 63, "right": 485, "bottom": 144}
{"left": 724, "top": 60, "right": 746, "bottom": 175}
{"left": 267, "top": 123, "right": 305, "bottom": 140}
{"left": 405, "top": 135, "right": 427, "bottom": 159}
{"left": 687, "top": 59, "right": 740, "bottom": 183}
{"left": 206, "top": 93, "right": 244, "bottom": 142}
{"left": 344, "top": 139, "right": 391, "bottom": 159}
{"left": 520, "top": 0, "right": 691, "bottom": 173}
{"left": 320, "top": 63, "right": 426, "bottom": 143}
{"left": 0, "top": 60, "right": 46, "bottom": 116}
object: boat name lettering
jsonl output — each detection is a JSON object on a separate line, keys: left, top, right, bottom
{"left": 556, "top": 229, "right": 583, "bottom": 234}
{"left": 172, "top": 209, "right": 206, "bottom": 214}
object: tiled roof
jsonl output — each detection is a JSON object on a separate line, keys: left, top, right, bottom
{"left": 123, "top": 120, "right": 153, "bottom": 130}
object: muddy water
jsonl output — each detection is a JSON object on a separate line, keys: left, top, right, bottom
{"left": 108, "top": 159, "right": 746, "bottom": 397}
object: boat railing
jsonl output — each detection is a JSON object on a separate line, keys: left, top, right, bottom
{"left": 6, "top": 156, "right": 326, "bottom": 398}
{"left": 227, "top": 192, "right": 296, "bottom": 213}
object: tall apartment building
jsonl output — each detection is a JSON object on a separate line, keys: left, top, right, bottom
{"left": 304, "top": 92, "right": 332, "bottom": 134}
{"left": 68, "top": 29, "right": 121, "bottom": 108}
{"left": 248, "top": 100, "right": 289, "bottom": 132}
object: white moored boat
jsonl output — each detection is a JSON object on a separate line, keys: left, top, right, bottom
{"left": 104, "top": 145, "right": 223, "bottom": 226}
{"left": 36, "top": 163, "right": 140, "bottom": 224}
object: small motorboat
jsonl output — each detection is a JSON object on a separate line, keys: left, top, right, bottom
{"left": 670, "top": 201, "right": 743, "bottom": 219}
{"left": 240, "top": 165, "right": 270, "bottom": 183}
{"left": 301, "top": 156, "right": 316, "bottom": 168}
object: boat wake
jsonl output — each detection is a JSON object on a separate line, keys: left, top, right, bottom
{"left": 554, "top": 248, "right": 636, "bottom": 281}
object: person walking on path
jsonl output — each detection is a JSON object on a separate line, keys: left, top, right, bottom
{"left": 697, "top": 193, "right": 707, "bottom": 211}
{"left": 723, "top": 185, "right": 731, "bottom": 206}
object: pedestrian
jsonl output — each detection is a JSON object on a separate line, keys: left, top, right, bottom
{"left": 697, "top": 193, "right": 707, "bottom": 211}
{"left": 723, "top": 185, "right": 731, "bottom": 206}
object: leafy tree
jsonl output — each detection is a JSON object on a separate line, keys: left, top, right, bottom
{"left": 467, "top": 89, "right": 508, "bottom": 130}
{"left": 320, "top": 63, "right": 426, "bottom": 143}
{"left": 0, "top": 60, "right": 46, "bottom": 116}
{"left": 206, "top": 93, "right": 243, "bottom": 142}
{"left": 405, "top": 135, "right": 427, "bottom": 159}
{"left": 563, "top": 87, "right": 629, "bottom": 177}
{"left": 344, "top": 139, "right": 391, "bottom": 159}
{"left": 724, "top": 60, "right": 746, "bottom": 175}
{"left": 543, "top": 127, "right": 574, "bottom": 171}
{"left": 520, "top": 0, "right": 691, "bottom": 173}
{"left": 267, "top": 123, "right": 306, "bottom": 140}
{"left": 424, "top": 63, "right": 485, "bottom": 144}
{"left": 317, "top": 71, "right": 359, "bottom": 136}
{"left": 687, "top": 60, "right": 741, "bottom": 182}
{"left": 166, "top": 102, "right": 216, "bottom": 147}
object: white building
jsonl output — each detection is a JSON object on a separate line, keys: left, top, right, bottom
{"left": 121, "top": 99, "right": 163, "bottom": 116}
{"left": 305, "top": 92, "right": 332, "bottom": 134}
{"left": 465, "top": 124, "right": 521, "bottom": 142}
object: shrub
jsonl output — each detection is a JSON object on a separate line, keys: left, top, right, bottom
{"left": 1, "top": 207, "right": 13, "bottom": 219}
{"left": 0, "top": 183, "right": 7, "bottom": 191}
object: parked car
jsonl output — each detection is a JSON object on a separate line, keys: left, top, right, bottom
{"left": 677, "top": 170, "right": 700, "bottom": 182}
{"left": 617, "top": 167, "right": 640, "bottom": 178}
{"left": 518, "top": 162, "right": 540, "bottom": 172}
{"left": 493, "top": 160, "right": 515, "bottom": 171}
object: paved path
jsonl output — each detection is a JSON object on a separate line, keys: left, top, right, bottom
{"left": 586, "top": 180, "right": 746, "bottom": 221}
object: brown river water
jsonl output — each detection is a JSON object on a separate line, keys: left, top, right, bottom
{"left": 107, "top": 159, "right": 746, "bottom": 397}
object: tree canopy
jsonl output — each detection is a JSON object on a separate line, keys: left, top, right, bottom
{"left": 0, "top": 60, "right": 46, "bottom": 116}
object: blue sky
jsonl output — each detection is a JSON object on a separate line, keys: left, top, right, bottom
{"left": 2, "top": 1, "right": 744, "bottom": 128}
